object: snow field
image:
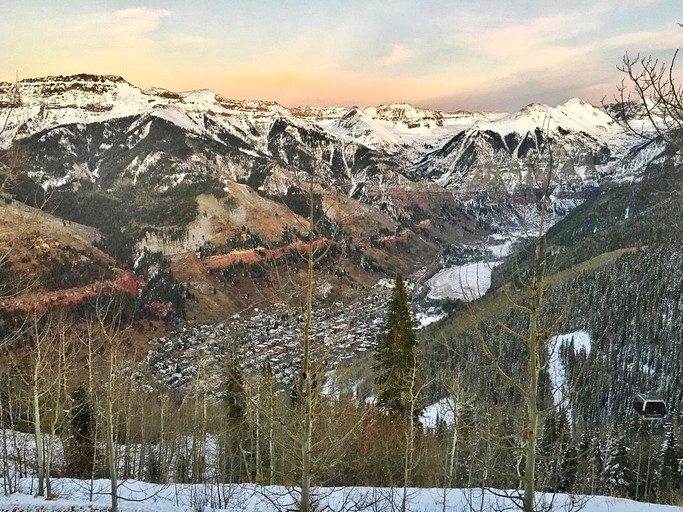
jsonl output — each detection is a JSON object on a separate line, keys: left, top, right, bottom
{"left": 2, "top": 479, "right": 683, "bottom": 512}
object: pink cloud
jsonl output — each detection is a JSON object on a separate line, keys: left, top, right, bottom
{"left": 380, "top": 45, "right": 412, "bottom": 66}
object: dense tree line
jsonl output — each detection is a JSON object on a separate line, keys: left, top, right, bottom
{"left": 421, "top": 235, "right": 683, "bottom": 505}
{"left": 556, "top": 240, "right": 683, "bottom": 423}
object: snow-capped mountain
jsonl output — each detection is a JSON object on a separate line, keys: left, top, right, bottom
{"left": 415, "top": 98, "right": 642, "bottom": 195}
{"left": 0, "top": 74, "right": 657, "bottom": 264}
{"left": 0, "top": 75, "right": 425, "bottom": 193}
{"left": 295, "top": 103, "right": 502, "bottom": 161}
{"left": 1, "top": 75, "right": 645, "bottom": 195}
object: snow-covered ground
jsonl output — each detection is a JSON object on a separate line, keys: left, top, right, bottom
{"left": 426, "top": 240, "right": 512, "bottom": 302}
{"left": 2, "top": 478, "right": 683, "bottom": 512}
{"left": 426, "top": 261, "right": 498, "bottom": 301}
{"left": 420, "top": 397, "right": 455, "bottom": 429}
{"left": 415, "top": 308, "right": 447, "bottom": 328}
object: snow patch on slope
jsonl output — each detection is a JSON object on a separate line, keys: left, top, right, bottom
{"left": 426, "top": 261, "right": 498, "bottom": 301}
{"left": 548, "top": 330, "right": 592, "bottom": 406}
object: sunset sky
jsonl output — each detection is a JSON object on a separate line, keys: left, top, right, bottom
{"left": 2, "top": 0, "right": 682, "bottom": 111}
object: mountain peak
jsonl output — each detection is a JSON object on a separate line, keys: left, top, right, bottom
{"left": 19, "top": 73, "right": 129, "bottom": 85}
{"left": 517, "top": 102, "right": 549, "bottom": 116}
{"left": 560, "top": 97, "right": 592, "bottom": 108}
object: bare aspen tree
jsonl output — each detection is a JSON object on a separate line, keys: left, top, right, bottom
{"left": 399, "top": 351, "right": 429, "bottom": 512}
{"left": 93, "top": 292, "right": 133, "bottom": 512}
{"left": 105, "top": 328, "right": 119, "bottom": 512}
{"left": 614, "top": 31, "right": 683, "bottom": 151}
{"left": 25, "top": 311, "right": 55, "bottom": 497}
{"left": 43, "top": 314, "right": 72, "bottom": 497}
{"left": 468, "top": 131, "right": 575, "bottom": 512}
{"left": 299, "top": 171, "right": 320, "bottom": 512}
{"left": 5, "top": 311, "right": 69, "bottom": 498}
{"left": 190, "top": 355, "right": 209, "bottom": 483}
{"left": 437, "top": 374, "right": 471, "bottom": 492}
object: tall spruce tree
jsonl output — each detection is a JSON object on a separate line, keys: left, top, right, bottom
{"left": 538, "top": 407, "right": 576, "bottom": 492}
{"left": 220, "top": 353, "right": 248, "bottom": 481}
{"left": 603, "top": 427, "right": 634, "bottom": 496}
{"left": 373, "top": 272, "right": 423, "bottom": 418}
{"left": 64, "top": 386, "right": 96, "bottom": 478}
{"left": 657, "top": 424, "right": 682, "bottom": 495}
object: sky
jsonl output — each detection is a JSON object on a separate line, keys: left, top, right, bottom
{"left": 1, "top": 0, "right": 682, "bottom": 111}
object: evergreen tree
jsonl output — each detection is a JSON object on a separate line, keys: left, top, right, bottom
{"left": 373, "top": 272, "right": 423, "bottom": 418}
{"left": 64, "top": 386, "right": 96, "bottom": 478}
{"left": 219, "top": 353, "right": 248, "bottom": 482}
{"left": 224, "top": 355, "right": 247, "bottom": 423}
{"left": 575, "top": 428, "right": 603, "bottom": 495}
{"left": 603, "top": 427, "right": 634, "bottom": 496}
{"left": 538, "top": 407, "right": 576, "bottom": 492}
{"left": 656, "top": 423, "right": 682, "bottom": 495}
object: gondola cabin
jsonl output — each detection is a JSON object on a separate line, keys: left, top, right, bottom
{"left": 633, "top": 393, "right": 667, "bottom": 420}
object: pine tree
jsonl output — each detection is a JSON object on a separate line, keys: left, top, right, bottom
{"left": 657, "top": 424, "right": 682, "bottom": 495}
{"left": 64, "top": 386, "right": 96, "bottom": 478}
{"left": 538, "top": 407, "right": 575, "bottom": 492}
{"left": 219, "top": 353, "right": 248, "bottom": 482}
{"left": 373, "top": 272, "right": 423, "bottom": 418}
{"left": 224, "top": 355, "right": 247, "bottom": 423}
{"left": 576, "top": 428, "right": 603, "bottom": 495}
{"left": 603, "top": 427, "right": 634, "bottom": 496}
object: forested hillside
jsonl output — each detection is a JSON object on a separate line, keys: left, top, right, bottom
{"left": 421, "top": 144, "right": 683, "bottom": 502}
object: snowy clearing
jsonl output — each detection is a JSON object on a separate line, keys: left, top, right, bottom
{"left": 415, "top": 308, "right": 447, "bottom": 328}
{"left": 421, "top": 397, "right": 455, "bottom": 429}
{"left": 427, "top": 261, "right": 500, "bottom": 301}
{"left": 1, "top": 479, "right": 682, "bottom": 512}
{"left": 426, "top": 240, "right": 512, "bottom": 302}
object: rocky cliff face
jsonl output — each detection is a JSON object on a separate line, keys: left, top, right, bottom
{"left": 0, "top": 76, "right": 641, "bottom": 199}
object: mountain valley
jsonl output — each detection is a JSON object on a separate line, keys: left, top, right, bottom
{"left": 0, "top": 73, "right": 671, "bottom": 392}
{"left": 3, "top": 72, "right": 683, "bottom": 507}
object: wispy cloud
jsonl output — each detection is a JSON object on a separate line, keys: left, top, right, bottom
{"left": 107, "top": 8, "right": 170, "bottom": 46}
{"left": 59, "top": 7, "right": 171, "bottom": 49}
{"left": 380, "top": 45, "right": 413, "bottom": 66}
{"left": 112, "top": 8, "right": 170, "bottom": 33}
{"left": 606, "top": 29, "right": 683, "bottom": 51}
{"left": 473, "top": 15, "right": 585, "bottom": 65}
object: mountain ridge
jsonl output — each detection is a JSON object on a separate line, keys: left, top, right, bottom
{"left": 0, "top": 73, "right": 660, "bottom": 319}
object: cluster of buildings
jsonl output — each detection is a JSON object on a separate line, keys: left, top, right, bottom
{"left": 145, "top": 287, "right": 395, "bottom": 393}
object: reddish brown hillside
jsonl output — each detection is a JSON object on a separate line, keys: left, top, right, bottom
{"left": 203, "top": 240, "right": 330, "bottom": 270}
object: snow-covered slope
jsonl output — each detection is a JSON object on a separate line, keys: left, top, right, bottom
{"left": 474, "top": 98, "right": 635, "bottom": 152}
{"left": 0, "top": 74, "right": 663, "bottom": 254}
{"left": 415, "top": 99, "right": 642, "bottom": 195}
{"left": 298, "top": 102, "right": 504, "bottom": 161}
